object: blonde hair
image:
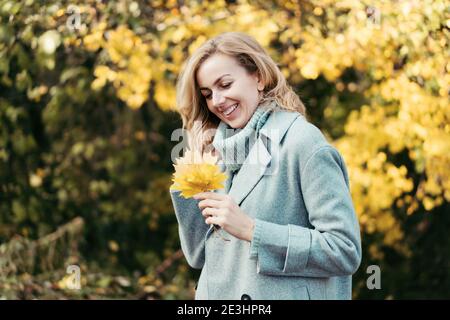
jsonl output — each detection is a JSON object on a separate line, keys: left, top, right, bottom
{"left": 175, "top": 32, "right": 307, "bottom": 153}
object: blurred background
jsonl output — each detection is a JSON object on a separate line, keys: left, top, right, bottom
{"left": 0, "top": 0, "right": 448, "bottom": 299}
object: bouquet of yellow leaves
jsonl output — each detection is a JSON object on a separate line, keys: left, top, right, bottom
{"left": 171, "top": 149, "right": 230, "bottom": 241}
{"left": 170, "top": 149, "right": 228, "bottom": 198}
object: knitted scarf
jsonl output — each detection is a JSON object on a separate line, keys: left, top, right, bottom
{"left": 212, "top": 100, "right": 276, "bottom": 173}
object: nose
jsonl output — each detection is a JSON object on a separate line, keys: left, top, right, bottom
{"left": 212, "top": 90, "right": 226, "bottom": 107}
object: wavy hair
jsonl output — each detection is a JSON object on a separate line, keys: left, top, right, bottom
{"left": 175, "top": 32, "right": 306, "bottom": 153}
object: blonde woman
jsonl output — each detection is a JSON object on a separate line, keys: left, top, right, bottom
{"left": 170, "top": 32, "right": 362, "bottom": 300}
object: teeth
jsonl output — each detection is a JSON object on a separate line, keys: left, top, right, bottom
{"left": 223, "top": 104, "right": 238, "bottom": 116}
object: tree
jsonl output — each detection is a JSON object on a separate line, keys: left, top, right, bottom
{"left": 1, "top": 0, "right": 448, "bottom": 298}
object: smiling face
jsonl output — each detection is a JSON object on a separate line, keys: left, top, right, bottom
{"left": 196, "top": 53, "right": 264, "bottom": 129}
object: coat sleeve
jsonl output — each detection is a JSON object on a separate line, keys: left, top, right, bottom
{"left": 249, "top": 146, "right": 362, "bottom": 277}
{"left": 170, "top": 190, "right": 210, "bottom": 269}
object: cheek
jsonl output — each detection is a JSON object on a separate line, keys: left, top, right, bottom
{"left": 240, "top": 86, "right": 260, "bottom": 108}
{"left": 240, "top": 79, "right": 259, "bottom": 99}
{"left": 228, "top": 83, "right": 257, "bottom": 105}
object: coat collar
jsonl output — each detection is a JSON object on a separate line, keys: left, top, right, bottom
{"left": 222, "top": 110, "right": 300, "bottom": 205}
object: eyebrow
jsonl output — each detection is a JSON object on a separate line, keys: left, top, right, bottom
{"left": 199, "top": 74, "right": 231, "bottom": 90}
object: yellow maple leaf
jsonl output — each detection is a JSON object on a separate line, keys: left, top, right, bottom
{"left": 171, "top": 149, "right": 227, "bottom": 198}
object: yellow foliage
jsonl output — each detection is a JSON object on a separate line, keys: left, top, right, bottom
{"left": 84, "top": 26, "right": 152, "bottom": 109}
{"left": 154, "top": 80, "right": 177, "bottom": 111}
{"left": 290, "top": 0, "right": 450, "bottom": 253}
{"left": 77, "top": 0, "right": 449, "bottom": 258}
{"left": 83, "top": 22, "right": 107, "bottom": 52}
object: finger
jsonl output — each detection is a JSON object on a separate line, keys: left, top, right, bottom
{"left": 202, "top": 207, "right": 220, "bottom": 218}
{"left": 198, "top": 199, "right": 222, "bottom": 210}
{"left": 205, "top": 215, "right": 222, "bottom": 226}
{"left": 193, "top": 192, "right": 226, "bottom": 201}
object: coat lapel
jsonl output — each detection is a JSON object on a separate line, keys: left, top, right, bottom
{"left": 228, "top": 138, "right": 271, "bottom": 205}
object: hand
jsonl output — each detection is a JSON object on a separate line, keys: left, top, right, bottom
{"left": 193, "top": 192, "right": 255, "bottom": 242}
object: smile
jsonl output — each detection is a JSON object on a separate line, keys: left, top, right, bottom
{"left": 222, "top": 103, "right": 239, "bottom": 117}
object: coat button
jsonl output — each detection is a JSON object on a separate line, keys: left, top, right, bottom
{"left": 241, "top": 294, "right": 251, "bottom": 300}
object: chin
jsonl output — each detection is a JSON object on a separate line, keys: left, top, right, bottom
{"left": 227, "top": 118, "right": 245, "bottom": 129}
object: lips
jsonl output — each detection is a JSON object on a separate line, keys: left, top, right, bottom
{"left": 222, "top": 103, "right": 238, "bottom": 116}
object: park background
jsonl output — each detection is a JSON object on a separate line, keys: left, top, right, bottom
{"left": 0, "top": 0, "right": 448, "bottom": 299}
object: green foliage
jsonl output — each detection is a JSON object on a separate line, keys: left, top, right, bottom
{"left": 0, "top": 0, "right": 189, "bottom": 298}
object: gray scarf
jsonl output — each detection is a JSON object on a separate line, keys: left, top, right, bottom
{"left": 212, "top": 100, "right": 276, "bottom": 173}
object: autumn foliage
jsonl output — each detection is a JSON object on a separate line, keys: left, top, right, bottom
{"left": 0, "top": 0, "right": 448, "bottom": 299}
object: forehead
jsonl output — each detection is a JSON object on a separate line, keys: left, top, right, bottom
{"left": 196, "top": 54, "right": 243, "bottom": 88}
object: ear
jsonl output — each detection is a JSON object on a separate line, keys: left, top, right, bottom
{"left": 256, "top": 74, "right": 265, "bottom": 91}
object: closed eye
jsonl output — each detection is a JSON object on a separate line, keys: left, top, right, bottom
{"left": 202, "top": 82, "right": 232, "bottom": 100}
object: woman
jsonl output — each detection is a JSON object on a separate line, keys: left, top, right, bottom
{"left": 170, "top": 32, "right": 362, "bottom": 300}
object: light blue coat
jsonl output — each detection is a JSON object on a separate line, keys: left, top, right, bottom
{"left": 170, "top": 110, "right": 362, "bottom": 300}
